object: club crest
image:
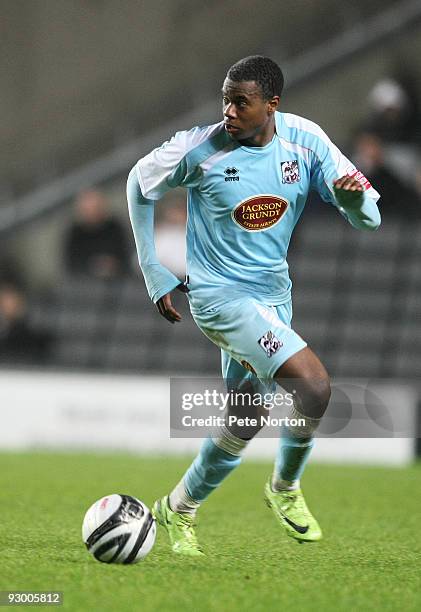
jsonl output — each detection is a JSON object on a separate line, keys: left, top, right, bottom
{"left": 258, "top": 331, "right": 283, "bottom": 358}
{"left": 281, "top": 160, "right": 300, "bottom": 184}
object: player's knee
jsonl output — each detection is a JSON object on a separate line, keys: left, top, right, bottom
{"left": 280, "top": 375, "right": 330, "bottom": 420}
{"left": 301, "top": 377, "right": 331, "bottom": 418}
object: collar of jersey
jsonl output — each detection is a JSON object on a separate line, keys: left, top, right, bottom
{"left": 238, "top": 133, "right": 277, "bottom": 154}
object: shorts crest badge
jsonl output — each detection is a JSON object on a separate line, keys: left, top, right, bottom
{"left": 258, "top": 331, "right": 283, "bottom": 358}
{"left": 281, "top": 160, "right": 300, "bottom": 184}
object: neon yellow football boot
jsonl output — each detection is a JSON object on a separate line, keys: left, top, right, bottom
{"left": 264, "top": 480, "right": 322, "bottom": 542}
{"left": 152, "top": 496, "right": 204, "bottom": 557}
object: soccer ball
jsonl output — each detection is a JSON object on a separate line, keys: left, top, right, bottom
{"left": 82, "top": 494, "right": 156, "bottom": 564}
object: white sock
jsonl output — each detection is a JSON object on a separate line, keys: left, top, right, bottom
{"left": 271, "top": 476, "right": 300, "bottom": 492}
{"left": 288, "top": 404, "right": 321, "bottom": 438}
{"left": 169, "top": 479, "right": 200, "bottom": 515}
{"left": 212, "top": 424, "right": 250, "bottom": 456}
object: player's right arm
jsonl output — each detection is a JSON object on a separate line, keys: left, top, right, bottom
{"left": 127, "top": 124, "right": 219, "bottom": 322}
{"left": 127, "top": 167, "right": 186, "bottom": 322}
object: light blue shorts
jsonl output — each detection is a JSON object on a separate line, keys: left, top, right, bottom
{"left": 190, "top": 296, "right": 307, "bottom": 383}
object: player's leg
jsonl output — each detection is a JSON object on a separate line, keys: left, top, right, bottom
{"left": 264, "top": 305, "right": 330, "bottom": 542}
{"left": 273, "top": 345, "right": 330, "bottom": 490}
{"left": 189, "top": 297, "right": 309, "bottom": 506}
{"left": 170, "top": 352, "right": 267, "bottom": 509}
{"left": 153, "top": 296, "right": 316, "bottom": 552}
{"left": 154, "top": 352, "right": 266, "bottom": 556}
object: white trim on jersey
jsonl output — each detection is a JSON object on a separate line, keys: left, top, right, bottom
{"left": 281, "top": 112, "right": 380, "bottom": 202}
{"left": 276, "top": 136, "right": 311, "bottom": 165}
{"left": 200, "top": 141, "right": 237, "bottom": 175}
{"left": 282, "top": 113, "right": 335, "bottom": 149}
{"left": 136, "top": 122, "right": 223, "bottom": 200}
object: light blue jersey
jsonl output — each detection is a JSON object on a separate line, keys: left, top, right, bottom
{"left": 136, "top": 111, "right": 380, "bottom": 313}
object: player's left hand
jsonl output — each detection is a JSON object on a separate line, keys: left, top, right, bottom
{"left": 333, "top": 175, "right": 364, "bottom": 210}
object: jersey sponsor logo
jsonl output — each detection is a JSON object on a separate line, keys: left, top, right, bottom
{"left": 347, "top": 168, "right": 371, "bottom": 189}
{"left": 224, "top": 167, "right": 239, "bottom": 181}
{"left": 281, "top": 160, "right": 300, "bottom": 184}
{"left": 232, "top": 195, "right": 289, "bottom": 232}
{"left": 258, "top": 330, "right": 283, "bottom": 358}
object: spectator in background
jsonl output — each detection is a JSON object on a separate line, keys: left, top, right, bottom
{"left": 154, "top": 199, "right": 187, "bottom": 278}
{"left": 352, "top": 131, "right": 420, "bottom": 219}
{"left": 361, "top": 76, "right": 421, "bottom": 188}
{"left": 0, "top": 283, "right": 53, "bottom": 364}
{"left": 364, "top": 77, "right": 421, "bottom": 145}
{"left": 64, "top": 189, "right": 131, "bottom": 280}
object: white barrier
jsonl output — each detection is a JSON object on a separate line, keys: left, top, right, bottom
{"left": 0, "top": 370, "right": 416, "bottom": 465}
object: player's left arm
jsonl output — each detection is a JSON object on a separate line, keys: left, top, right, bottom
{"left": 310, "top": 126, "right": 381, "bottom": 231}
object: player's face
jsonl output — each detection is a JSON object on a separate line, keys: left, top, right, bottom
{"left": 222, "top": 79, "right": 279, "bottom": 146}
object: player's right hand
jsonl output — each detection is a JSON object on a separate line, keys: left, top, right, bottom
{"left": 156, "top": 283, "right": 189, "bottom": 323}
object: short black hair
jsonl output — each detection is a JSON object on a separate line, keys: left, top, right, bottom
{"left": 226, "top": 55, "right": 284, "bottom": 100}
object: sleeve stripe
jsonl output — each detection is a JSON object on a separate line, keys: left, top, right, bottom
{"left": 200, "top": 141, "right": 237, "bottom": 174}
{"left": 280, "top": 112, "right": 380, "bottom": 202}
{"left": 136, "top": 122, "right": 223, "bottom": 199}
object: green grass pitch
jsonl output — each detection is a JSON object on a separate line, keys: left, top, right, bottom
{"left": 1, "top": 453, "right": 420, "bottom": 611}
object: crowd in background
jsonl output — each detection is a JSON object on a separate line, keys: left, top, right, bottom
{"left": 1, "top": 72, "right": 420, "bottom": 366}
{"left": 352, "top": 74, "right": 421, "bottom": 217}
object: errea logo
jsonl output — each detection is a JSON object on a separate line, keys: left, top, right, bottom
{"left": 224, "top": 167, "right": 239, "bottom": 182}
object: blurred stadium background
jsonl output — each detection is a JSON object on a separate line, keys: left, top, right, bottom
{"left": 1, "top": 0, "right": 421, "bottom": 463}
